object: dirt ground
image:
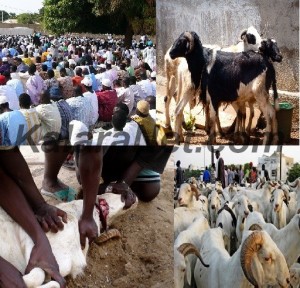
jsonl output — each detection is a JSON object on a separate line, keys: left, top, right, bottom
{"left": 156, "top": 77, "right": 299, "bottom": 145}
{"left": 21, "top": 147, "right": 174, "bottom": 288}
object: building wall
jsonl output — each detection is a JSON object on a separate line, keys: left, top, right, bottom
{"left": 157, "top": 0, "right": 299, "bottom": 91}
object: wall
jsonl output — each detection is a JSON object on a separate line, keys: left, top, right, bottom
{"left": 0, "top": 23, "right": 43, "bottom": 35}
{"left": 157, "top": 0, "right": 299, "bottom": 91}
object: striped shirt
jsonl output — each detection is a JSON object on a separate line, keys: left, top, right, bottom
{"left": 19, "top": 108, "right": 42, "bottom": 144}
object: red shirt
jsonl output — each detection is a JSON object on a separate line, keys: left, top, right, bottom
{"left": 72, "top": 76, "right": 86, "bottom": 93}
{"left": 96, "top": 89, "right": 118, "bottom": 122}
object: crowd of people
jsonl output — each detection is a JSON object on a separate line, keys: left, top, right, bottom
{"left": 175, "top": 150, "right": 271, "bottom": 189}
{"left": 0, "top": 32, "right": 159, "bottom": 146}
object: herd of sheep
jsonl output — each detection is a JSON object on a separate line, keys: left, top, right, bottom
{"left": 174, "top": 177, "right": 300, "bottom": 287}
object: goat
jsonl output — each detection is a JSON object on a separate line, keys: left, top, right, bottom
{"left": 245, "top": 211, "right": 300, "bottom": 268}
{"left": 193, "top": 228, "right": 290, "bottom": 288}
{"left": 0, "top": 193, "right": 137, "bottom": 287}
{"left": 169, "top": 32, "right": 282, "bottom": 145}
{"left": 208, "top": 189, "right": 228, "bottom": 227}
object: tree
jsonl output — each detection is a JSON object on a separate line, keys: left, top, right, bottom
{"left": 0, "top": 10, "right": 10, "bottom": 22}
{"left": 17, "top": 13, "right": 35, "bottom": 24}
{"left": 287, "top": 163, "right": 300, "bottom": 182}
{"left": 89, "top": 0, "right": 155, "bottom": 46}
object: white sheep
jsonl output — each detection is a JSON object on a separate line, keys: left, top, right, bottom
{"left": 216, "top": 202, "right": 237, "bottom": 255}
{"left": 290, "top": 263, "right": 300, "bottom": 288}
{"left": 174, "top": 207, "right": 208, "bottom": 240}
{"left": 194, "top": 228, "right": 290, "bottom": 288}
{"left": 208, "top": 189, "right": 228, "bottom": 227}
{"left": 174, "top": 216, "right": 210, "bottom": 288}
{"left": 270, "top": 188, "right": 289, "bottom": 229}
{"left": 0, "top": 193, "right": 138, "bottom": 288}
{"left": 244, "top": 211, "right": 300, "bottom": 268}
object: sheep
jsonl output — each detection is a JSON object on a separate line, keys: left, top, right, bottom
{"left": 290, "top": 263, "right": 300, "bottom": 288}
{"left": 221, "top": 26, "right": 262, "bottom": 53}
{"left": 231, "top": 194, "right": 253, "bottom": 247}
{"left": 174, "top": 207, "right": 208, "bottom": 239}
{"left": 164, "top": 27, "right": 263, "bottom": 143}
{"left": 193, "top": 228, "right": 290, "bottom": 288}
{"left": 177, "top": 182, "right": 209, "bottom": 214}
{"left": 174, "top": 216, "right": 210, "bottom": 288}
{"left": 216, "top": 202, "right": 237, "bottom": 255}
{"left": 270, "top": 188, "right": 289, "bottom": 229}
{"left": 244, "top": 211, "right": 300, "bottom": 268}
{"left": 169, "top": 32, "right": 282, "bottom": 145}
{"left": 288, "top": 178, "right": 300, "bottom": 214}
{"left": 0, "top": 193, "right": 138, "bottom": 288}
{"left": 208, "top": 189, "right": 228, "bottom": 227}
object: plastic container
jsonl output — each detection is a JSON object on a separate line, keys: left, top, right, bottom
{"left": 276, "top": 102, "right": 294, "bottom": 143}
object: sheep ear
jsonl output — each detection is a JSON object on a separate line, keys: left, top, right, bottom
{"left": 240, "top": 29, "right": 247, "bottom": 40}
{"left": 250, "top": 254, "right": 265, "bottom": 287}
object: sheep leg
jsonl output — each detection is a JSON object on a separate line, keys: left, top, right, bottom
{"left": 164, "top": 75, "right": 176, "bottom": 128}
{"left": 207, "top": 104, "right": 217, "bottom": 144}
{"left": 38, "top": 281, "right": 60, "bottom": 288}
{"left": 23, "top": 267, "right": 46, "bottom": 288}
{"left": 246, "top": 102, "right": 254, "bottom": 135}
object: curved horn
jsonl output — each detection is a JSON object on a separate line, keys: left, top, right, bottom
{"left": 95, "top": 229, "right": 121, "bottom": 245}
{"left": 183, "top": 31, "right": 194, "bottom": 54}
{"left": 177, "top": 243, "right": 209, "bottom": 268}
{"left": 288, "top": 178, "right": 300, "bottom": 188}
{"left": 240, "top": 231, "right": 264, "bottom": 287}
{"left": 248, "top": 224, "right": 262, "bottom": 231}
{"left": 190, "top": 184, "right": 199, "bottom": 200}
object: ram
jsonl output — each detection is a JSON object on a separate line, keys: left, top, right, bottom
{"left": 0, "top": 193, "right": 137, "bottom": 288}
{"left": 245, "top": 211, "right": 300, "bottom": 268}
{"left": 193, "top": 228, "right": 290, "bottom": 288}
{"left": 169, "top": 32, "right": 282, "bottom": 145}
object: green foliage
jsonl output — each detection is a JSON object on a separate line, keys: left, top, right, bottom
{"left": 287, "top": 163, "right": 300, "bottom": 182}
{"left": 184, "top": 170, "right": 202, "bottom": 181}
{"left": 17, "top": 13, "right": 35, "bottom": 25}
{"left": 0, "top": 10, "right": 10, "bottom": 21}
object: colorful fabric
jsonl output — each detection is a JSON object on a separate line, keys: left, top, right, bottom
{"left": 96, "top": 89, "right": 118, "bottom": 122}
{"left": 36, "top": 102, "right": 62, "bottom": 141}
{"left": 131, "top": 115, "right": 157, "bottom": 145}
{"left": 0, "top": 110, "right": 28, "bottom": 145}
{"left": 26, "top": 74, "right": 46, "bottom": 105}
{"left": 19, "top": 108, "right": 42, "bottom": 144}
{"left": 58, "top": 76, "right": 74, "bottom": 99}
{"left": 56, "top": 100, "right": 74, "bottom": 140}
{"left": 66, "top": 96, "right": 94, "bottom": 128}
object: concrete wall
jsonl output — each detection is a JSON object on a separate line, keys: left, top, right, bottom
{"left": 157, "top": 0, "right": 299, "bottom": 91}
{"left": 0, "top": 23, "right": 43, "bottom": 35}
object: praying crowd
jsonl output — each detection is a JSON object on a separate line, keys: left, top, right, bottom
{"left": 0, "top": 33, "right": 160, "bottom": 146}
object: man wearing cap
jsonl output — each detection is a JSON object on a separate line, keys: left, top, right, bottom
{"left": 95, "top": 64, "right": 107, "bottom": 90}
{"left": 95, "top": 78, "right": 118, "bottom": 122}
{"left": 0, "top": 57, "right": 11, "bottom": 74}
{"left": 0, "top": 95, "right": 28, "bottom": 145}
{"left": 4, "top": 71, "right": 24, "bottom": 98}
{"left": 131, "top": 100, "right": 157, "bottom": 145}
{"left": 43, "top": 54, "right": 53, "bottom": 71}
{"left": 81, "top": 76, "right": 99, "bottom": 125}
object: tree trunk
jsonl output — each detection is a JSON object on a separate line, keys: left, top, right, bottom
{"left": 124, "top": 21, "right": 134, "bottom": 48}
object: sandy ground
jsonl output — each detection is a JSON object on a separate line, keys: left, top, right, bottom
{"left": 157, "top": 76, "right": 299, "bottom": 145}
{"left": 20, "top": 147, "right": 174, "bottom": 288}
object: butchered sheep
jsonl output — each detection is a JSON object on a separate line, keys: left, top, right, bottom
{"left": 0, "top": 193, "right": 138, "bottom": 288}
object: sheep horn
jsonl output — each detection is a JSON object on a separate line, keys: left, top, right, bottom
{"left": 95, "top": 229, "right": 121, "bottom": 245}
{"left": 288, "top": 178, "right": 299, "bottom": 188}
{"left": 183, "top": 31, "right": 194, "bottom": 54}
{"left": 240, "top": 29, "right": 247, "bottom": 40}
{"left": 177, "top": 243, "right": 209, "bottom": 268}
{"left": 190, "top": 184, "right": 200, "bottom": 200}
{"left": 240, "top": 231, "right": 264, "bottom": 287}
{"left": 248, "top": 224, "right": 262, "bottom": 231}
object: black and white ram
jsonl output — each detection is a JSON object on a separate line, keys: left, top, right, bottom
{"left": 164, "top": 26, "right": 264, "bottom": 143}
{"left": 169, "top": 32, "right": 282, "bottom": 145}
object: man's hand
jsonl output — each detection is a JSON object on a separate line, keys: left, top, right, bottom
{"left": 0, "top": 257, "right": 27, "bottom": 288}
{"left": 121, "top": 188, "right": 136, "bottom": 209}
{"left": 25, "top": 239, "right": 66, "bottom": 288}
{"left": 34, "top": 203, "right": 67, "bottom": 233}
{"left": 78, "top": 217, "right": 98, "bottom": 249}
